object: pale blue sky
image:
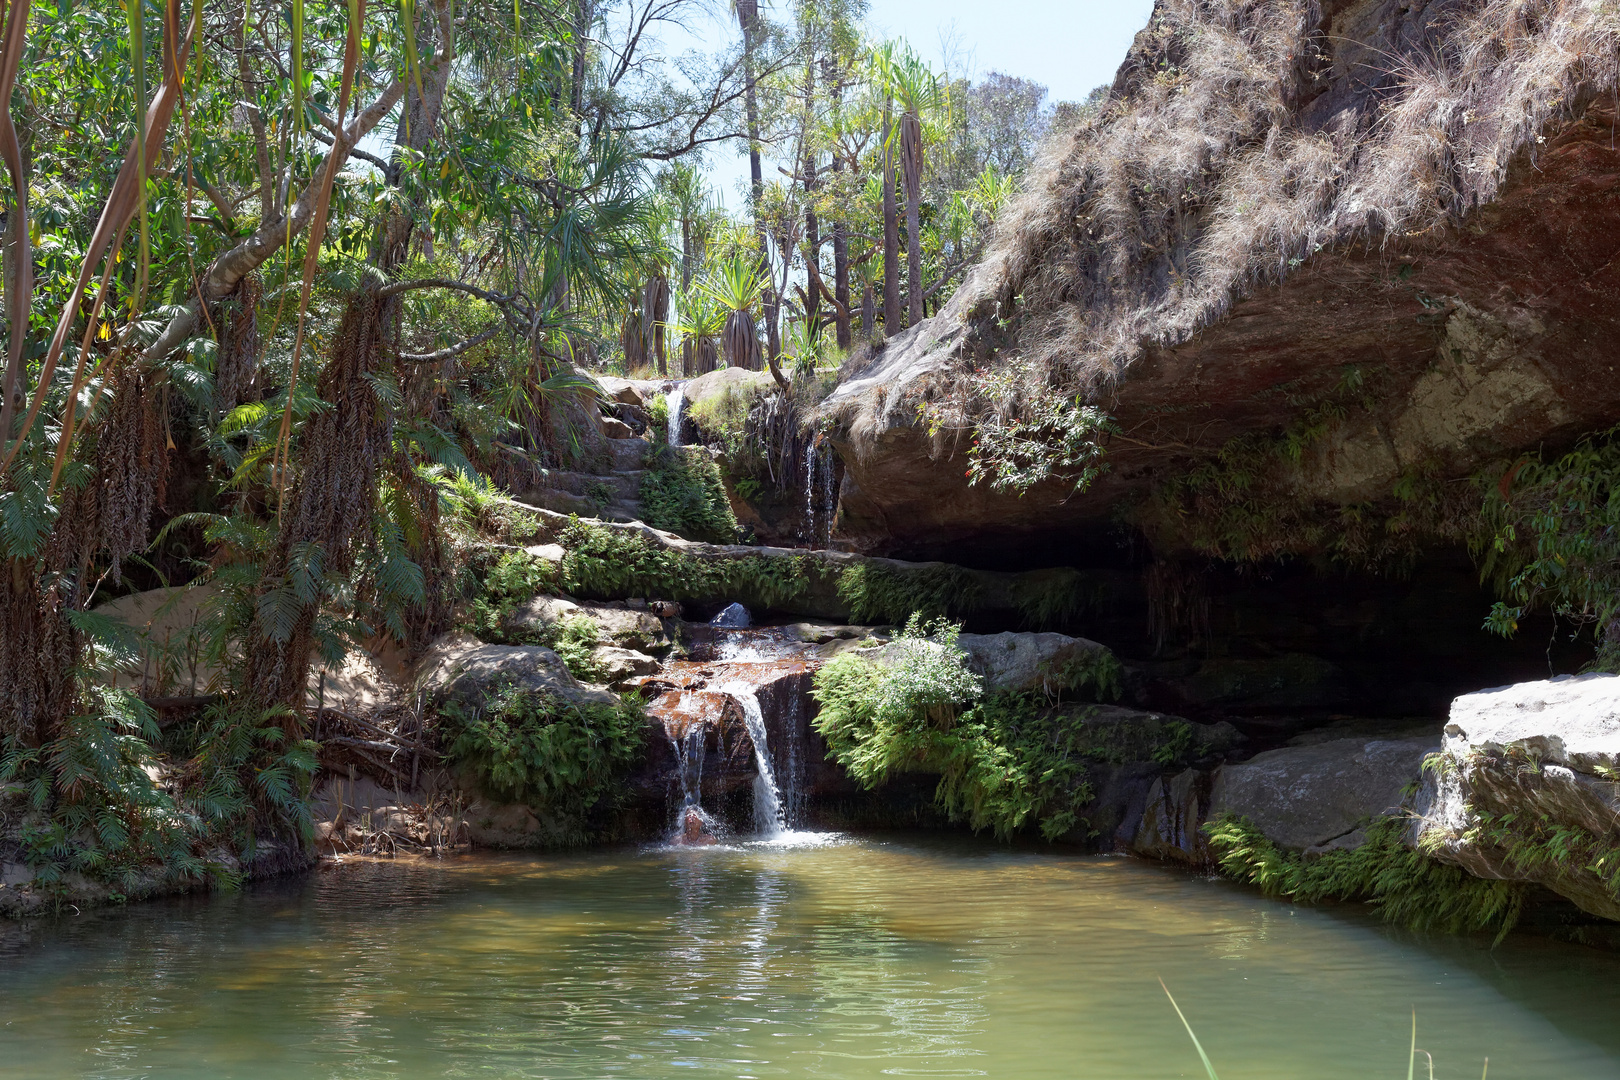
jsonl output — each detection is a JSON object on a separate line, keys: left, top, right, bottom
{"left": 684, "top": 0, "right": 1157, "bottom": 206}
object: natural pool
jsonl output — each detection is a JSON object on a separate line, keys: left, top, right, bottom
{"left": 3, "top": 833, "right": 1619, "bottom": 1079}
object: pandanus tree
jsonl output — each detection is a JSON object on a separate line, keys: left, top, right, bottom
{"left": 674, "top": 281, "right": 725, "bottom": 376}
{"left": 874, "top": 44, "right": 943, "bottom": 327}
{"left": 698, "top": 254, "right": 785, "bottom": 387}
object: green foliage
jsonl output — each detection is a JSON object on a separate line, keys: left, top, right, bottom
{"left": 1205, "top": 814, "right": 1525, "bottom": 940}
{"left": 1477, "top": 430, "right": 1620, "bottom": 670}
{"left": 647, "top": 393, "right": 670, "bottom": 435}
{"left": 837, "top": 562, "right": 983, "bottom": 624}
{"left": 1011, "top": 568, "right": 1104, "bottom": 631}
{"left": 2, "top": 689, "right": 206, "bottom": 898}
{"left": 1036, "top": 649, "right": 1124, "bottom": 704}
{"left": 440, "top": 685, "right": 644, "bottom": 826}
{"left": 812, "top": 617, "right": 1141, "bottom": 841}
{"left": 1, "top": 689, "right": 318, "bottom": 903}
{"left": 557, "top": 518, "right": 812, "bottom": 608}
{"left": 959, "top": 374, "right": 1117, "bottom": 496}
{"left": 641, "top": 446, "right": 741, "bottom": 543}
{"left": 546, "top": 614, "right": 606, "bottom": 683}
{"left": 466, "top": 550, "right": 561, "bottom": 640}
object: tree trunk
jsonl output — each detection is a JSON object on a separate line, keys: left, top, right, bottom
{"left": 881, "top": 106, "right": 900, "bottom": 334}
{"left": 902, "top": 109, "right": 923, "bottom": 328}
{"left": 802, "top": 56, "right": 820, "bottom": 332}
{"left": 738, "top": 3, "right": 780, "bottom": 366}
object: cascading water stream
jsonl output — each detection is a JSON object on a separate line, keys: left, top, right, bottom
{"left": 802, "top": 436, "right": 836, "bottom": 549}
{"left": 666, "top": 388, "right": 685, "bottom": 446}
{"left": 717, "top": 681, "right": 786, "bottom": 836}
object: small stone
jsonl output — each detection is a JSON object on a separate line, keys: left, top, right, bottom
{"left": 601, "top": 416, "right": 635, "bottom": 439}
{"left": 710, "top": 602, "right": 751, "bottom": 628}
{"left": 650, "top": 600, "right": 682, "bottom": 618}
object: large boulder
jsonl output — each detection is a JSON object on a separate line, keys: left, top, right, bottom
{"left": 1212, "top": 736, "right": 1438, "bottom": 852}
{"left": 956, "top": 632, "right": 1115, "bottom": 695}
{"left": 682, "top": 367, "right": 773, "bottom": 441}
{"left": 1133, "top": 732, "right": 1439, "bottom": 863}
{"left": 503, "top": 595, "right": 673, "bottom": 654}
{"left": 818, "top": 0, "right": 1620, "bottom": 557}
{"left": 590, "top": 646, "right": 660, "bottom": 689}
{"left": 417, "top": 632, "right": 618, "bottom": 709}
{"left": 1419, "top": 674, "right": 1620, "bottom": 922}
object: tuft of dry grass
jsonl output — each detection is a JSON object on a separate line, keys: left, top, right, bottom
{"left": 878, "top": 0, "right": 1620, "bottom": 428}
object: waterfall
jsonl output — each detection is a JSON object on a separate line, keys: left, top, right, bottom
{"left": 802, "top": 439, "right": 816, "bottom": 546}
{"left": 666, "top": 695, "right": 706, "bottom": 811}
{"left": 718, "top": 681, "right": 786, "bottom": 836}
{"left": 666, "top": 388, "right": 685, "bottom": 447}
{"left": 816, "top": 439, "right": 836, "bottom": 549}
{"left": 802, "top": 436, "right": 836, "bottom": 549}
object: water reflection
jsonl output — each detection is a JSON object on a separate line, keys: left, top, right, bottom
{"left": 1, "top": 835, "right": 1619, "bottom": 1079}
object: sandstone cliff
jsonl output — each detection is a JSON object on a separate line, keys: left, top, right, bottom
{"left": 822, "top": 0, "right": 1620, "bottom": 558}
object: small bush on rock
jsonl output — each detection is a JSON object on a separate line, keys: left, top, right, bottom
{"left": 836, "top": 563, "right": 983, "bottom": 624}
{"left": 813, "top": 616, "right": 1107, "bottom": 840}
{"left": 441, "top": 684, "right": 644, "bottom": 824}
{"left": 641, "top": 446, "right": 740, "bottom": 543}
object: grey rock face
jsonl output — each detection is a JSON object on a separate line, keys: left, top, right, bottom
{"left": 1212, "top": 736, "right": 1438, "bottom": 852}
{"left": 955, "top": 632, "right": 1115, "bottom": 695}
{"left": 1130, "top": 733, "right": 1438, "bottom": 863}
{"left": 590, "top": 646, "right": 660, "bottom": 689}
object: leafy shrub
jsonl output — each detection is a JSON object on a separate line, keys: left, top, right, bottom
{"left": 965, "top": 384, "right": 1116, "bottom": 496}
{"left": 641, "top": 445, "right": 740, "bottom": 543}
{"left": 1477, "top": 429, "right": 1620, "bottom": 670}
{"left": 1036, "top": 649, "right": 1125, "bottom": 703}
{"left": 836, "top": 562, "right": 983, "bottom": 624}
{"left": 440, "top": 685, "right": 644, "bottom": 823}
{"left": 465, "top": 550, "right": 559, "bottom": 639}
{"left": 546, "top": 614, "right": 605, "bottom": 682}
{"left": 2, "top": 690, "right": 318, "bottom": 902}
{"left": 812, "top": 616, "right": 1108, "bottom": 840}
{"left": 1205, "top": 813, "right": 1525, "bottom": 940}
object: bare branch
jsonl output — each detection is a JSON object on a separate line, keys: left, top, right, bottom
{"left": 399, "top": 323, "right": 504, "bottom": 362}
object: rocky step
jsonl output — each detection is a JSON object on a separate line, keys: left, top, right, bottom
{"left": 498, "top": 503, "right": 1108, "bottom": 629}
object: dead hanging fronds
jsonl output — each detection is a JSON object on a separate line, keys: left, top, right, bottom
{"left": 93, "top": 365, "right": 171, "bottom": 580}
{"left": 0, "top": 571, "right": 78, "bottom": 746}
{"left": 245, "top": 291, "right": 395, "bottom": 711}
{"left": 213, "top": 272, "right": 262, "bottom": 413}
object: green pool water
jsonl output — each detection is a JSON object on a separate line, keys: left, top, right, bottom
{"left": 2, "top": 832, "right": 1619, "bottom": 1079}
